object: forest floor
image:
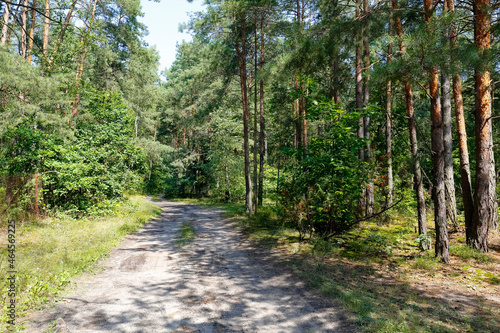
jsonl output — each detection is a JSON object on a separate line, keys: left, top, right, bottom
{"left": 169, "top": 199, "right": 500, "bottom": 333}
{"left": 23, "top": 199, "right": 354, "bottom": 332}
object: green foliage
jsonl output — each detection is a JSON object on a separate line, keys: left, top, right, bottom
{"left": 279, "top": 99, "right": 372, "bottom": 238}
{"left": 450, "top": 244, "right": 493, "bottom": 264}
{"left": 1, "top": 91, "right": 145, "bottom": 215}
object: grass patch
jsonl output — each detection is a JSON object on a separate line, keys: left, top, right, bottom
{"left": 0, "top": 196, "right": 162, "bottom": 330}
{"left": 450, "top": 244, "right": 493, "bottom": 264}
{"left": 175, "top": 222, "right": 196, "bottom": 247}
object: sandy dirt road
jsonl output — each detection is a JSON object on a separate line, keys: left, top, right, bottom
{"left": 25, "top": 199, "right": 353, "bottom": 333}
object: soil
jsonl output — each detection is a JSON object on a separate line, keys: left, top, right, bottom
{"left": 24, "top": 199, "right": 354, "bottom": 333}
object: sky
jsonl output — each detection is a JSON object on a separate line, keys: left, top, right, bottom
{"left": 139, "top": 0, "right": 206, "bottom": 74}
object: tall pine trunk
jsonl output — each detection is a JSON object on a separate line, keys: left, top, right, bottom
{"left": 234, "top": 11, "right": 253, "bottom": 216}
{"left": 448, "top": 0, "right": 474, "bottom": 241}
{"left": 258, "top": 15, "right": 265, "bottom": 207}
{"left": 252, "top": 25, "right": 258, "bottom": 213}
{"left": 1, "top": 3, "right": 10, "bottom": 44}
{"left": 471, "top": 0, "right": 493, "bottom": 252}
{"left": 43, "top": 0, "right": 50, "bottom": 58}
{"left": 363, "top": 0, "right": 374, "bottom": 215}
{"left": 386, "top": 10, "right": 393, "bottom": 207}
{"left": 356, "top": 0, "right": 365, "bottom": 214}
{"left": 425, "top": 0, "right": 449, "bottom": 263}
{"left": 442, "top": 0, "right": 458, "bottom": 229}
{"left": 21, "top": 0, "right": 27, "bottom": 58}
{"left": 27, "top": 0, "right": 36, "bottom": 64}
{"left": 392, "top": 0, "right": 428, "bottom": 249}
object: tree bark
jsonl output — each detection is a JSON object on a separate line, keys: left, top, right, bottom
{"left": 425, "top": 0, "right": 449, "bottom": 263}
{"left": 442, "top": 0, "right": 458, "bottom": 230}
{"left": 42, "top": 0, "right": 49, "bottom": 57}
{"left": 386, "top": 12, "right": 393, "bottom": 207}
{"left": 21, "top": 0, "right": 27, "bottom": 58}
{"left": 392, "top": 0, "right": 428, "bottom": 249}
{"left": 234, "top": 10, "right": 253, "bottom": 216}
{"left": 441, "top": 73, "right": 458, "bottom": 229}
{"left": 27, "top": 0, "right": 36, "bottom": 64}
{"left": 253, "top": 24, "right": 258, "bottom": 213}
{"left": 1, "top": 2, "right": 10, "bottom": 44}
{"left": 470, "top": 0, "right": 493, "bottom": 252}
{"left": 258, "top": 15, "right": 265, "bottom": 207}
{"left": 363, "top": 0, "right": 373, "bottom": 216}
{"left": 448, "top": 0, "right": 474, "bottom": 242}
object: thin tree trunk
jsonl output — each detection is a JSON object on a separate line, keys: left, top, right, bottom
{"left": 72, "top": 0, "right": 97, "bottom": 117}
{"left": 386, "top": 13, "right": 393, "bottom": 207}
{"left": 42, "top": 0, "right": 49, "bottom": 57}
{"left": 425, "top": 0, "right": 449, "bottom": 263}
{"left": 258, "top": 14, "right": 265, "bottom": 207}
{"left": 48, "top": 0, "right": 77, "bottom": 69}
{"left": 6, "top": 1, "right": 21, "bottom": 45}
{"left": 1, "top": 3, "right": 10, "bottom": 44}
{"left": 27, "top": 0, "right": 36, "bottom": 64}
{"left": 489, "top": 134, "right": 498, "bottom": 230}
{"left": 356, "top": 0, "right": 365, "bottom": 214}
{"left": 333, "top": 59, "right": 340, "bottom": 104}
{"left": 253, "top": 24, "right": 258, "bottom": 213}
{"left": 21, "top": 0, "right": 27, "bottom": 57}
{"left": 392, "top": 0, "right": 428, "bottom": 249}
{"left": 234, "top": 11, "right": 253, "bottom": 216}
{"left": 363, "top": 0, "right": 373, "bottom": 215}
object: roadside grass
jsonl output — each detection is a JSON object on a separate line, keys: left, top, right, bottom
{"left": 0, "top": 196, "right": 162, "bottom": 330}
{"left": 175, "top": 222, "right": 197, "bottom": 247}
{"left": 175, "top": 198, "right": 500, "bottom": 333}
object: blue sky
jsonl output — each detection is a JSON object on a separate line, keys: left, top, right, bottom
{"left": 139, "top": 0, "right": 205, "bottom": 74}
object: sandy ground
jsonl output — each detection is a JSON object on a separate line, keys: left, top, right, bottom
{"left": 24, "top": 199, "right": 354, "bottom": 333}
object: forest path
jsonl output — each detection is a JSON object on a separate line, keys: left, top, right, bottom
{"left": 25, "top": 199, "right": 353, "bottom": 333}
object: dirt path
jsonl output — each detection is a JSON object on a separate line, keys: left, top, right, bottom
{"left": 25, "top": 199, "right": 353, "bottom": 333}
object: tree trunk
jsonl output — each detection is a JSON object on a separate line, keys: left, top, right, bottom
{"left": 258, "top": 15, "right": 265, "bottom": 207}
{"left": 441, "top": 73, "right": 458, "bottom": 229}
{"left": 6, "top": 1, "right": 22, "bottom": 45}
{"left": 21, "top": 0, "right": 27, "bottom": 58}
{"left": 392, "top": 0, "right": 428, "bottom": 249}
{"left": 442, "top": 0, "right": 458, "bottom": 230}
{"left": 1, "top": 3, "right": 10, "bottom": 44}
{"left": 72, "top": 0, "right": 97, "bottom": 117}
{"left": 386, "top": 13, "right": 393, "bottom": 207}
{"left": 448, "top": 0, "right": 474, "bottom": 242}
{"left": 425, "top": 0, "right": 449, "bottom": 263}
{"left": 234, "top": 11, "right": 253, "bottom": 216}
{"left": 470, "top": 0, "right": 493, "bottom": 252}
{"left": 363, "top": 0, "right": 373, "bottom": 215}
{"left": 356, "top": 0, "right": 365, "bottom": 214}
{"left": 489, "top": 136, "right": 498, "bottom": 230}
{"left": 253, "top": 25, "right": 258, "bottom": 213}
{"left": 43, "top": 0, "right": 49, "bottom": 57}
{"left": 48, "top": 0, "right": 78, "bottom": 69}
{"left": 27, "top": 0, "right": 36, "bottom": 64}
